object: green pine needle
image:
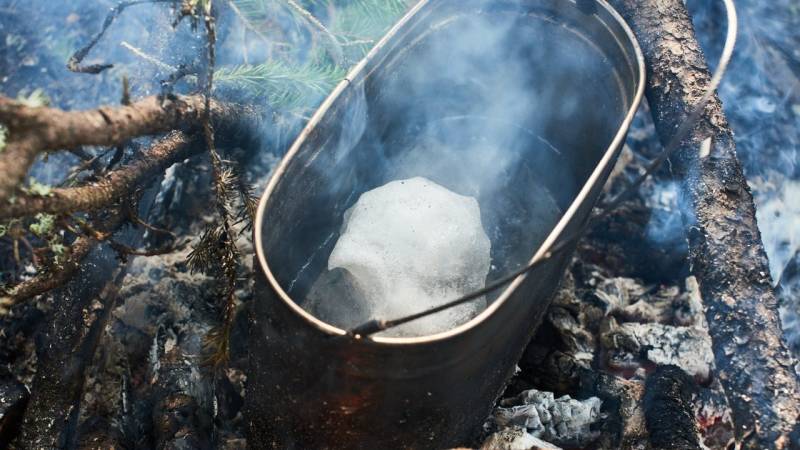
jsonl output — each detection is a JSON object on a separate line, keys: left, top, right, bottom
{"left": 215, "top": 61, "right": 345, "bottom": 108}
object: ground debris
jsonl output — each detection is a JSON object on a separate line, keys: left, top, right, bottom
{"left": 600, "top": 318, "right": 714, "bottom": 382}
{"left": 480, "top": 426, "right": 562, "bottom": 450}
{"left": 490, "top": 389, "right": 602, "bottom": 448}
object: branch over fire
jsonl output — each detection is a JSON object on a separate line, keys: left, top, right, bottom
{"left": 0, "top": 94, "right": 256, "bottom": 202}
{"left": 0, "top": 132, "right": 197, "bottom": 219}
{"left": 609, "top": 0, "right": 800, "bottom": 447}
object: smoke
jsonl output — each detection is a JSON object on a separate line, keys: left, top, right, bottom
{"left": 644, "top": 181, "right": 695, "bottom": 248}
{"left": 364, "top": 8, "right": 581, "bottom": 280}
{"left": 267, "top": 0, "right": 642, "bottom": 327}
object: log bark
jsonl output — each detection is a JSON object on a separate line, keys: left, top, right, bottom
{"left": 644, "top": 365, "right": 700, "bottom": 450}
{"left": 608, "top": 0, "right": 800, "bottom": 447}
{"left": 0, "top": 94, "right": 255, "bottom": 202}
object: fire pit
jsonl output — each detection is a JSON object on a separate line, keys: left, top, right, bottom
{"left": 248, "top": 0, "right": 644, "bottom": 447}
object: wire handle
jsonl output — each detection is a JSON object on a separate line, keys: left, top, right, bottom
{"left": 347, "top": 0, "right": 738, "bottom": 339}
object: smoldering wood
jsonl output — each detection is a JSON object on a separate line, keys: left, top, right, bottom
{"left": 644, "top": 365, "right": 701, "bottom": 450}
{"left": 608, "top": 0, "right": 800, "bottom": 447}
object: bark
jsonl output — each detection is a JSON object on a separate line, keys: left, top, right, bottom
{"left": 0, "top": 94, "right": 255, "bottom": 202}
{"left": 608, "top": 0, "right": 800, "bottom": 447}
{"left": 644, "top": 365, "right": 700, "bottom": 450}
{"left": 0, "top": 131, "right": 196, "bottom": 220}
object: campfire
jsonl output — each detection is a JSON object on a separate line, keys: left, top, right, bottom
{"left": 0, "top": 0, "right": 798, "bottom": 449}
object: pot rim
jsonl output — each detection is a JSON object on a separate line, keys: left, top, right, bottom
{"left": 254, "top": 0, "right": 646, "bottom": 345}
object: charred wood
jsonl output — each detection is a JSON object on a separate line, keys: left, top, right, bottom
{"left": 580, "top": 371, "right": 648, "bottom": 450}
{"left": 644, "top": 365, "right": 700, "bottom": 450}
{"left": 16, "top": 252, "right": 127, "bottom": 448}
{"left": 609, "top": 0, "right": 800, "bottom": 447}
{"left": 0, "top": 378, "right": 28, "bottom": 447}
{"left": 149, "top": 317, "right": 213, "bottom": 449}
{"left": 75, "top": 416, "right": 129, "bottom": 450}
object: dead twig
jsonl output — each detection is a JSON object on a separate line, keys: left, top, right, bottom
{"left": 67, "top": 0, "right": 174, "bottom": 74}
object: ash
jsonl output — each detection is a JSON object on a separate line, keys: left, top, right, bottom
{"left": 480, "top": 427, "right": 563, "bottom": 450}
{"left": 489, "top": 389, "right": 602, "bottom": 447}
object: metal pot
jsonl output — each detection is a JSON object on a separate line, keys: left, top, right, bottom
{"left": 247, "top": 0, "right": 645, "bottom": 447}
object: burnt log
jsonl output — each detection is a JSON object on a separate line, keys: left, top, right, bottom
{"left": 580, "top": 371, "right": 647, "bottom": 449}
{"left": 0, "top": 378, "right": 28, "bottom": 446}
{"left": 150, "top": 324, "right": 213, "bottom": 450}
{"left": 15, "top": 252, "right": 127, "bottom": 449}
{"left": 608, "top": 0, "right": 800, "bottom": 447}
{"left": 644, "top": 365, "right": 700, "bottom": 450}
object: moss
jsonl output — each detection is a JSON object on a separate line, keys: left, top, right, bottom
{"left": 29, "top": 213, "right": 55, "bottom": 238}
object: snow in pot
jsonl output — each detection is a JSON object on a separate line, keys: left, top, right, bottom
{"left": 306, "top": 177, "right": 491, "bottom": 336}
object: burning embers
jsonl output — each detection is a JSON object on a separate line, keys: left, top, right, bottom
{"left": 306, "top": 177, "right": 491, "bottom": 336}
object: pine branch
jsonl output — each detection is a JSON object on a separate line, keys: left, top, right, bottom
{"left": 329, "top": 0, "right": 410, "bottom": 41}
{"left": 0, "top": 132, "right": 197, "bottom": 220}
{"left": 215, "top": 61, "right": 344, "bottom": 108}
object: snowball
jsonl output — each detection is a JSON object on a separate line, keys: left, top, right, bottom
{"left": 322, "top": 176, "right": 491, "bottom": 336}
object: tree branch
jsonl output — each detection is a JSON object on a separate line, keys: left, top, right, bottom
{"left": 0, "top": 94, "right": 256, "bottom": 202}
{"left": 0, "top": 236, "right": 92, "bottom": 313}
{"left": 609, "top": 0, "right": 800, "bottom": 447}
{"left": 0, "top": 212, "right": 123, "bottom": 313}
{"left": 0, "top": 132, "right": 197, "bottom": 219}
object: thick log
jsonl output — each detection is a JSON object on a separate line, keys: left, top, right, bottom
{"left": 644, "top": 365, "right": 700, "bottom": 450}
{"left": 608, "top": 0, "right": 800, "bottom": 447}
{"left": 16, "top": 248, "right": 127, "bottom": 448}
